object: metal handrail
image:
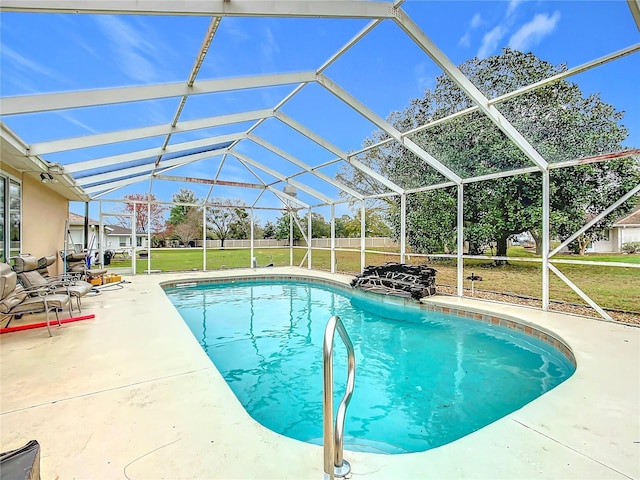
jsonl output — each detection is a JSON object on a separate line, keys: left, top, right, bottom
{"left": 323, "top": 315, "right": 356, "bottom": 479}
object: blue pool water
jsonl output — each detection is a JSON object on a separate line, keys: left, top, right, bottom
{"left": 165, "top": 279, "right": 575, "bottom": 454}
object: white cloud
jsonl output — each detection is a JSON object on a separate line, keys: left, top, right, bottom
{"left": 94, "top": 16, "right": 164, "bottom": 83}
{"left": 506, "top": 0, "right": 523, "bottom": 17}
{"left": 1, "top": 44, "right": 68, "bottom": 84}
{"left": 459, "top": 32, "right": 471, "bottom": 48}
{"left": 459, "top": 12, "right": 482, "bottom": 48}
{"left": 471, "top": 13, "right": 483, "bottom": 28}
{"left": 55, "top": 112, "right": 100, "bottom": 134}
{"left": 260, "top": 26, "right": 280, "bottom": 69}
{"left": 220, "top": 17, "right": 250, "bottom": 41}
{"left": 509, "top": 11, "right": 561, "bottom": 51}
{"left": 478, "top": 25, "right": 507, "bottom": 59}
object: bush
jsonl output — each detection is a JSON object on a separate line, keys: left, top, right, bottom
{"left": 622, "top": 241, "right": 640, "bottom": 254}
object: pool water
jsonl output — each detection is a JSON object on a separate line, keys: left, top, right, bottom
{"left": 165, "top": 279, "right": 575, "bottom": 454}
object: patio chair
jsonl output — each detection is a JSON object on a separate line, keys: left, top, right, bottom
{"left": 37, "top": 254, "right": 95, "bottom": 291}
{"left": 12, "top": 254, "right": 92, "bottom": 312}
{"left": 58, "top": 251, "right": 107, "bottom": 282}
{"left": 0, "top": 263, "right": 71, "bottom": 337}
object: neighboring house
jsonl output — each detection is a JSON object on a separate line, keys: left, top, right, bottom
{"left": 103, "top": 224, "right": 150, "bottom": 251}
{"left": 588, "top": 206, "right": 640, "bottom": 253}
{"left": 68, "top": 212, "right": 101, "bottom": 252}
{"left": 68, "top": 214, "right": 152, "bottom": 253}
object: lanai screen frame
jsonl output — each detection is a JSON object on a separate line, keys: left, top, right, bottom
{"left": 1, "top": 1, "right": 639, "bottom": 321}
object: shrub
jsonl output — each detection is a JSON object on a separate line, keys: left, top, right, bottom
{"left": 622, "top": 241, "right": 640, "bottom": 254}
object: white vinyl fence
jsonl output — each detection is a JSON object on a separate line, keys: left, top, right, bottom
{"left": 195, "top": 237, "right": 396, "bottom": 249}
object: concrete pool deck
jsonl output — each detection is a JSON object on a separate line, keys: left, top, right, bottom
{"left": 1, "top": 267, "right": 638, "bottom": 479}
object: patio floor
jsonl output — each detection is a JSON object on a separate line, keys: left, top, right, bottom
{"left": 1, "top": 267, "right": 638, "bottom": 479}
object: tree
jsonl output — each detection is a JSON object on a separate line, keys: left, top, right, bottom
{"left": 171, "top": 207, "right": 202, "bottom": 246}
{"left": 120, "top": 193, "right": 166, "bottom": 234}
{"left": 338, "top": 48, "right": 639, "bottom": 257}
{"left": 263, "top": 221, "right": 276, "bottom": 239}
{"left": 228, "top": 208, "right": 251, "bottom": 240}
{"left": 335, "top": 211, "right": 393, "bottom": 238}
{"left": 274, "top": 212, "right": 303, "bottom": 241}
{"left": 206, "top": 198, "right": 247, "bottom": 247}
{"left": 168, "top": 188, "right": 201, "bottom": 226}
{"left": 299, "top": 212, "right": 331, "bottom": 238}
{"left": 334, "top": 215, "right": 352, "bottom": 238}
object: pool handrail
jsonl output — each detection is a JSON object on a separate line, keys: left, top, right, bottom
{"left": 323, "top": 315, "right": 356, "bottom": 479}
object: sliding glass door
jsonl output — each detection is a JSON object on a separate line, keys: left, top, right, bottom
{"left": 0, "top": 173, "right": 21, "bottom": 263}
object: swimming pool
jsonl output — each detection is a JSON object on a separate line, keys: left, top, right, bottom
{"left": 165, "top": 277, "right": 575, "bottom": 454}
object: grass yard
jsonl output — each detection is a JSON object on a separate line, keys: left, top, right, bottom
{"left": 106, "top": 246, "right": 639, "bottom": 314}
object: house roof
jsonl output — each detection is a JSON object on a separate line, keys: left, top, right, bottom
{"left": 103, "top": 224, "right": 150, "bottom": 236}
{"left": 615, "top": 206, "right": 640, "bottom": 227}
{"left": 68, "top": 212, "right": 100, "bottom": 226}
{"left": 104, "top": 224, "right": 133, "bottom": 235}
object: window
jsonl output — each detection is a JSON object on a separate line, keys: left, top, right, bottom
{"left": 0, "top": 173, "right": 21, "bottom": 263}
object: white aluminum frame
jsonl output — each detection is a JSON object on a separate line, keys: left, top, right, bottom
{"left": 0, "top": 1, "right": 638, "bottom": 321}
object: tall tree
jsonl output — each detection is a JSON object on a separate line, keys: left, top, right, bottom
{"left": 228, "top": 208, "right": 251, "bottom": 240}
{"left": 263, "top": 221, "right": 277, "bottom": 239}
{"left": 299, "top": 212, "right": 331, "bottom": 238}
{"left": 171, "top": 207, "right": 202, "bottom": 246}
{"left": 274, "top": 212, "right": 303, "bottom": 241}
{"left": 338, "top": 48, "right": 639, "bottom": 257}
{"left": 206, "top": 198, "right": 247, "bottom": 247}
{"left": 120, "top": 193, "right": 166, "bottom": 234}
{"left": 168, "top": 188, "right": 201, "bottom": 226}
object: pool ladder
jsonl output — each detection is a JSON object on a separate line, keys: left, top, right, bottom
{"left": 323, "top": 315, "right": 356, "bottom": 479}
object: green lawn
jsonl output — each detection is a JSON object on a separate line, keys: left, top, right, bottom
{"left": 106, "top": 246, "right": 639, "bottom": 313}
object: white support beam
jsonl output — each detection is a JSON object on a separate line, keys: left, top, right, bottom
{"left": 406, "top": 181, "right": 458, "bottom": 195}
{"left": 64, "top": 133, "right": 241, "bottom": 174}
{"left": 0, "top": 1, "right": 397, "bottom": 19}
{"left": 84, "top": 176, "right": 150, "bottom": 195}
{"left": 29, "top": 109, "right": 273, "bottom": 155}
{"left": 248, "top": 134, "right": 364, "bottom": 200}
{"left": 275, "top": 111, "right": 404, "bottom": 194}
{"left": 627, "top": 0, "right": 640, "bottom": 30}
{"left": 275, "top": 111, "right": 346, "bottom": 158}
{"left": 292, "top": 213, "right": 309, "bottom": 245}
{"left": 317, "top": 19, "right": 382, "bottom": 74}
{"left": 1, "top": 72, "right": 316, "bottom": 115}
{"left": 154, "top": 175, "right": 264, "bottom": 189}
{"left": 360, "top": 200, "right": 366, "bottom": 273}
{"left": 331, "top": 204, "right": 336, "bottom": 273}
{"left": 457, "top": 185, "right": 464, "bottom": 296}
{"left": 153, "top": 16, "right": 222, "bottom": 170}
{"left": 266, "top": 186, "right": 310, "bottom": 210}
{"left": 317, "top": 74, "right": 462, "bottom": 184}
{"left": 289, "top": 210, "right": 294, "bottom": 266}
{"left": 462, "top": 166, "right": 541, "bottom": 184}
{"left": 394, "top": 8, "right": 549, "bottom": 172}
{"left": 230, "top": 152, "right": 335, "bottom": 204}
{"left": 203, "top": 207, "right": 208, "bottom": 271}
{"left": 400, "top": 194, "right": 406, "bottom": 263}
{"left": 548, "top": 264, "right": 614, "bottom": 321}
{"left": 542, "top": 171, "right": 550, "bottom": 310}
{"left": 75, "top": 149, "right": 230, "bottom": 186}
{"left": 308, "top": 207, "right": 312, "bottom": 269}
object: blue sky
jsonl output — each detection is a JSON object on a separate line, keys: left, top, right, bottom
{"left": 1, "top": 1, "right": 638, "bottom": 224}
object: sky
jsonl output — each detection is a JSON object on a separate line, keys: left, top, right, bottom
{"left": 1, "top": 0, "right": 638, "bottom": 225}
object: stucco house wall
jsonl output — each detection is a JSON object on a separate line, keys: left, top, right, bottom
{"left": 3, "top": 165, "right": 69, "bottom": 274}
